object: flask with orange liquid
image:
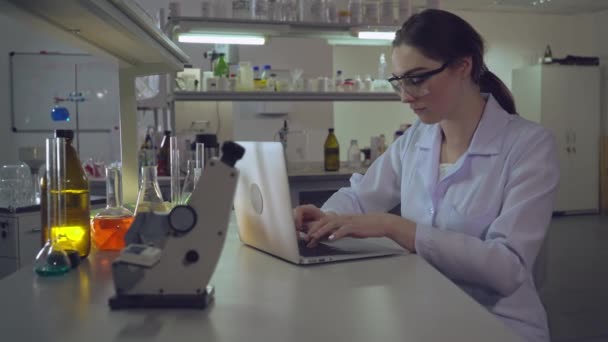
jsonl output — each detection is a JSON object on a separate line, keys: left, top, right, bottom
{"left": 91, "top": 166, "right": 134, "bottom": 251}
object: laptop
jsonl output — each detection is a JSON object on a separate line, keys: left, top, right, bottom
{"left": 233, "top": 141, "right": 406, "bottom": 265}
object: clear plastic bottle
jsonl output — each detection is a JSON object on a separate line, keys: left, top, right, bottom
{"left": 268, "top": 0, "right": 281, "bottom": 20}
{"left": 378, "top": 53, "right": 388, "bottom": 80}
{"left": 215, "top": 0, "right": 233, "bottom": 18}
{"left": 348, "top": 140, "right": 362, "bottom": 170}
{"left": 349, "top": 0, "right": 363, "bottom": 24}
{"left": 253, "top": 65, "right": 264, "bottom": 89}
{"left": 282, "top": 0, "right": 297, "bottom": 21}
{"left": 327, "top": 0, "right": 337, "bottom": 23}
{"left": 201, "top": 0, "right": 214, "bottom": 17}
{"left": 364, "top": 0, "right": 380, "bottom": 25}
{"left": 297, "top": 0, "right": 310, "bottom": 22}
{"left": 335, "top": 70, "right": 344, "bottom": 92}
{"left": 380, "top": 0, "right": 397, "bottom": 25}
{"left": 268, "top": 73, "right": 278, "bottom": 91}
{"left": 261, "top": 64, "right": 272, "bottom": 81}
{"left": 237, "top": 61, "right": 255, "bottom": 91}
{"left": 253, "top": 0, "right": 269, "bottom": 20}
{"left": 310, "top": 0, "right": 327, "bottom": 23}
{"left": 261, "top": 65, "right": 272, "bottom": 90}
{"left": 233, "top": 0, "right": 252, "bottom": 19}
{"left": 398, "top": 0, "right": 411, "bottom": 23}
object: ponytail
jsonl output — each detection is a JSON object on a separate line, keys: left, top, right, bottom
{"left": 479, "top": 69, "right": 517, "bottom": 115}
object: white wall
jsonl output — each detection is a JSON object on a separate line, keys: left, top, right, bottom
{"left": 0, "top": 15, "right": 78, "bottom": 164}
{"left": 591, "top": 11, "right": 608, "bottom": 135}
{"left": 0, "top": 14, "right": 124, "bottom": 166}
{"left": 333, "top": 10, "right": 596, "bottom": 159}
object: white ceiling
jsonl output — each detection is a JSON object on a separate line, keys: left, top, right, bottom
{"left": 428, "top": 0, "right": 608, "bottom": 15}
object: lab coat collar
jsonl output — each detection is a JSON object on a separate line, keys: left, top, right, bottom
{"left": 414, "top": 94, "right": 511, "bottom": 195}
{"left": 414, "top": 94, "right": 511, "bottom": 156}
{"left": 467, "top": 94, "right": 511, "bottom": 156}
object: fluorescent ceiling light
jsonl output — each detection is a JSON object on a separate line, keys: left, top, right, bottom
{"left": 358, "top": 31, "right": 396, "bottom": 40}
{"left": 178, "top": 34, "right": 266, "bottom": 45}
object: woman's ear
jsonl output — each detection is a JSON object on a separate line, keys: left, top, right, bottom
{"left": 453, "top": 57, "right": 473, "bottom": 80}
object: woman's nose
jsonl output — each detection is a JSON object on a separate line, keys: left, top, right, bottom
{"left": 400, "top": 89, "right": 416, "bottom": 103}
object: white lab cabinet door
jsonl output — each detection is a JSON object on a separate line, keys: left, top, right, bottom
{"left": 513, "top": 65, "right": 600, "bottom": 213}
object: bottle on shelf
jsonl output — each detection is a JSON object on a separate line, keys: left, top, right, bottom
{"left": 215, "top": 0, "right": 233, "bottom": 18}
{"left": 268, "top": 0, "right": 281, "bottom": 21}
{"left": 253, "top": 65, "right": 264, "bottom": 89}
{"left": 399, "top": 0, "right": 411, "bottom": 21}
{"left": 297, "top": 0, "right": 311, "bottom": 22}
{"left": 237, "top": 61, "right": 255, "bottom": 91}
{"left": 261, "top": 65, "right": 272, "bottom": 90}
{"left": 324, "top": 128, "right": 340, "bottom": 171}
{"left": 348, "top": 0, "right": 363, "bottom": 24}
{"left": 347, "top": 139, "right": 362, "bottom": 170}
{"left": 157, "top": 130, "right": 171, "bottom": 176}
{"left": 543, "top": 45, "right": 553, "bottom": 64}
{"left": 310, "top": 0, "right": 328, "bottom": 23}
{"left": 381, "top": 0, "right": 397, "bottom": 25}
{"left": 233, "top": 0, "right": 253, "bottom": 19}
{"left": 92, "top": 166, "right": 134, "bottom": 251}
{"left": 253, "top": 0, "right": 269, "bottom": 20}
{"left": 363, "top": 0, "right": 380, "bottom": 25}
{"left": 280, "top": 0, "right": 298, "bottom": 21}
{"left": 40, "top": 130, "right": 91, "bottom": 259}
{"left": 214, "top": 54, "right": 229, "bottom": 78}
{"left": 327, "top": 0, "right": 337, "bottom": 22}
{"left": 268, "top": 73, "right": 278, "bottom": 91}
{"left": 335, "top": 70, "right": 344, "bottom": 92}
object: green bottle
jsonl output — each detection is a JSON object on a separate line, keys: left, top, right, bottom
{"left": 324, "top": 128, "right": 340, "bottom": 172}
{"left": 214, "top": 54, "right": 229, "bottom": 78}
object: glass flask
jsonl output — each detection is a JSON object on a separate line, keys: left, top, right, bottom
{"left": 134, "top": 165, "right": 166, "bottom": 215}
{"left": 92, "top": 166, "right": 134, "bottom": 251}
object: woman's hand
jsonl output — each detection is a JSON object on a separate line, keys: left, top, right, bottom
{"left": 292, "top": 204, "right": 337, "bottom": 232}
{"left": 304, "top": 212, "right": 417, "bottom": 251}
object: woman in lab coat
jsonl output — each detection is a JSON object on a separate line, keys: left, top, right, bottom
{"left": 294, "top": 9, "right": 558, "bottom": 342}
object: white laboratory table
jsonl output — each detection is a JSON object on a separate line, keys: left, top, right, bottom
{"left": 0, "top": 216, "right": 520, "bottom": 342}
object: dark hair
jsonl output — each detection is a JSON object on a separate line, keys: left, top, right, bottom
{"left": 393, "top": 9, "right": 516, "bottom": 114}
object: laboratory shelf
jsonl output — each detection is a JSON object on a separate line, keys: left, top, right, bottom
{"left": 171, "top": 91, "right": 401, "bottom": 102}
{"left": 168, "top": 16, "right": 398, "bottom": 45}
{"left": 2, "top": 0, "right": 189, "bottom": 72}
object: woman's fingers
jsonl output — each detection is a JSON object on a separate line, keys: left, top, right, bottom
{"left": 328, "top": 224, "right": 353, "bottom": 241}
{"left": 307, "top": 218, "right": 344, "bottom": 247}
{"left": 293, "top": 205, "right": 319, "bottom": 230}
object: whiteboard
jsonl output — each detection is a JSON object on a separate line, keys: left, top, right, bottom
{"left": 10, "top": 52, "right": 119, "bottom": 132}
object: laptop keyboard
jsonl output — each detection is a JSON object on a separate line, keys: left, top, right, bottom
{"left": 297, "top": 239, "right": 356, "bottom": 257}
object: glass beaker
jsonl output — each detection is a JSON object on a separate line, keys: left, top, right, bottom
{"left": 34, "top": 138, "right": 71, "bottom": 276}
{"left": 180, "top": 160, "right": 201, "bottom": 205}
{"left": 92, "top": 166, "right": 134, "bottom": 251}
{"left": 134, "top": 166, "right": 166, "bottom": 215}
{"left": 18, "top": 146, "right": 45, "bottom": 204}
{"left": 170, "top": 136, "right": 181, "bottom": 206}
